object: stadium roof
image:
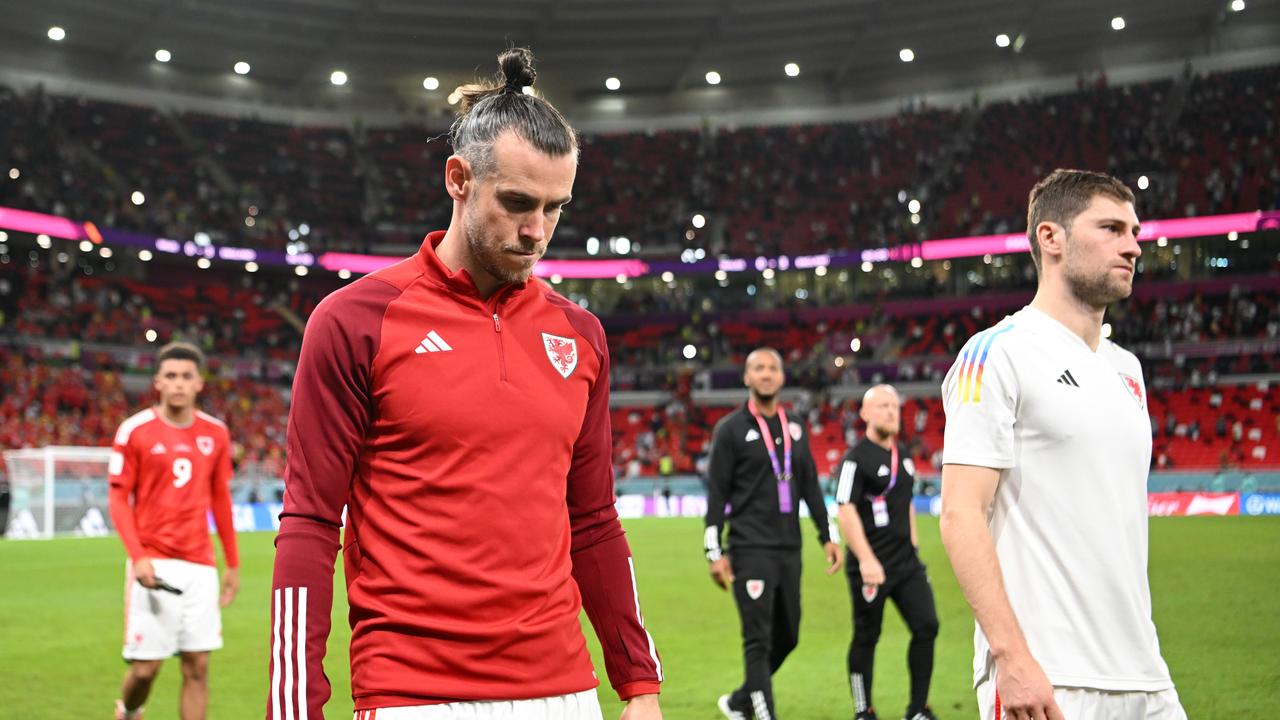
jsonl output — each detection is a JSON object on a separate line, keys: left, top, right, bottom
{"left": 0, "top": 0, "right": 1276, "bottom": 119}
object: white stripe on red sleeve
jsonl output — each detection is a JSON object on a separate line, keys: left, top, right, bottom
{"left": 272, "top": 587, "right": 308, "bottom": 719}
{"left": 271, "top": 588, "right": 282, "bottom": 719}
{"left": 283, "top": 589, "right": 295, "bottom": 720}
{"left": 297, "top": 587, "right": 308, "bottom": 720}
{"left": 627, "top": 557, "right": 663, "bottom": 681}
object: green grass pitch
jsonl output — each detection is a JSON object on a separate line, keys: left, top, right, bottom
{"left": 1, "top": 516, "right": 1277, "bottom": 718}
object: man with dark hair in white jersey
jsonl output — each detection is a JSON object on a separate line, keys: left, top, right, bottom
{"left": 940, "top": 169, "right": 1185, "bottom": 720}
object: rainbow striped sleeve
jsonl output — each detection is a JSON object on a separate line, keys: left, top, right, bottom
{"left": 956, "top": 324, "right": 1015, "bottom": 404}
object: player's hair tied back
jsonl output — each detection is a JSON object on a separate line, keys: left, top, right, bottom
{"left": 456, "top": 47, "right": 538, "bottom": 115}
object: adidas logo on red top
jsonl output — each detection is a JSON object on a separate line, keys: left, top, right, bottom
{"left": 414, "top": 331, "right": 453, "bottom": 354}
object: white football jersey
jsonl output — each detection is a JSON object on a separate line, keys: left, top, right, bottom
{"left": 942, "top": 306, "right": 1174, "bottom": 692}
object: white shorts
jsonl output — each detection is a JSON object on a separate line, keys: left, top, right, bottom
{"left": 122, "top": 558, "right": 223, "bottom": 660}
{"left": 976, "top": 667, "right": 1186, "bottom": 720}
{"left": 354, "top": 690, "right": 603, "bottom": 720}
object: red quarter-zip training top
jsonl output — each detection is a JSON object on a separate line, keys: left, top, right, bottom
{"left": 267, "top": 232, "right": 662, "bottom": 718}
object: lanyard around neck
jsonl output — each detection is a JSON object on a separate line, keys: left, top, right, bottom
{"left": 872, "top": 442, "right": 899, "bottom": 500}
{"left": 748, "top": 399, "right": 793, "bottom": 513}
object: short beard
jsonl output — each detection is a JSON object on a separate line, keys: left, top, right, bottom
{"left": 1065, "top": 264, "right": 1131, "bottom": 309}
{"left": 462, "top": 203, "right": 533, "bottom": 285}
{"left": 751, "top": 390, "right": 778, "bottom": 404}
{"left": 872, "top": 423, "right": 898, "bottom": 440}
{"left": 1063, "top": 233, "right": 1132, "bottom": 309}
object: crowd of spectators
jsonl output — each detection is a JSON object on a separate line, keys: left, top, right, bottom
{"left": 3, "top": 245, "right": 1275, "bottom": 381}
{"left": 937, "top": 66, "right": 1279, "bottom": 238}
{"left": 603, "top": 279, "right": 1280, "bottom": 382}
{"left": 2, "top": 65, "right": 1277, "bottom": 258}
{"left": 2, "top": 63, "right": 1277, "bottom": 482}
{"left": 180, "top": 111, "right": 369, "bottom": 251}
{"left": 0, "top": 254, "right": 317, "bottom": 359}
{"left": 612, "top": 380, "right": 1279, "bottom": 481}
{"left": 0, "top": 347, "right": 288, "bottom": 477}
{"left": 1170, "top": 65, "right": 1280, "bottom": 219}
{"left": 2, "top": 249, "right": 1274, "bottom": 479}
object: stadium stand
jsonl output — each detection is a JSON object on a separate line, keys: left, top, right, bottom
{"left": 2, "top": 65, "right": 1276, "bottom": 256}
{"left": 1, "top": 64, "right": 1276, "bottom": 493}
{"left": 2, "top": 254, "right": 1274, "bottom": 482}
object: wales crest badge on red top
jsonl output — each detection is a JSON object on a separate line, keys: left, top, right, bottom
{"left": 542, "top": 333, "right": 578, "bottom": 379}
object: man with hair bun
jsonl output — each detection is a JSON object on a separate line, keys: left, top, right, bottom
{"left": 269, "top": 47, "right": 663, "bottom": 720}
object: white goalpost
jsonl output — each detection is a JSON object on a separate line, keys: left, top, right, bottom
{"left": 2, "top": 446, "right": 115, "bottom": 539}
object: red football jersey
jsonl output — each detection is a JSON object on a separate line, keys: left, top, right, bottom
{"left": 270, "top": 232, "right": 662, "bottom": 717}
{"left": 108, "top": 408, "right": 239, "bottom": 568}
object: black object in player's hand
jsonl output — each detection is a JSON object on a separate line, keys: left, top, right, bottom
{"left": 139, "top": 576, "right": 184, "bottom": 595}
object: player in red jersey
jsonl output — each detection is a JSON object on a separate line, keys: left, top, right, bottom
{"left": 108, "top": 342, "right": 239, "bottom": 720}
{"left": 268, "top": 48, "right": 663, "bottom": 719}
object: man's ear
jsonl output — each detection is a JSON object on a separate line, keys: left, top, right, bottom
{"left": 445, "top": 155, "right": 472, "bottom": 202}
{"left": 1037, "top": 221, "right": 1065, "bottom": 262}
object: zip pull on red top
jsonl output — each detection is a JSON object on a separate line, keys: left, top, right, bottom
{"left": 488, "top": 284, "right": 514, "bottom": 332}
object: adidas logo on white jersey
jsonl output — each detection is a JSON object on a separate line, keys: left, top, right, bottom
{"left": 414, "top": 330, "right": 453, "bottom": 354}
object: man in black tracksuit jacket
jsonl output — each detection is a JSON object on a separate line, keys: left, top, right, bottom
{"left": 835, "top": 384, "right": 939, "bottom": 720}
{"left": 705, "top": 347, "right": 842, "bottom": 720}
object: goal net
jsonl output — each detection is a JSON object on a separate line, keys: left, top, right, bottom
{"left": 3, "top": 446, "right": 114, "bottom": 539}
